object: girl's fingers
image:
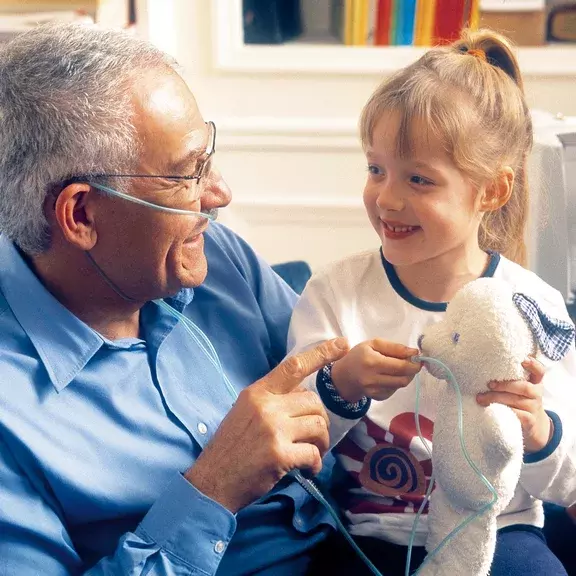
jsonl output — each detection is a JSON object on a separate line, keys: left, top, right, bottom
{"left": 477, "top": 390, "right": 536, "bottom": 412}
{"left": 522, "top": 356, "right": 546, "bottom": 384}
{"left": 485, "top": 379, "right": 541, "bottom": 399}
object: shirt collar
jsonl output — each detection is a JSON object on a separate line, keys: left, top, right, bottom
{"left": 0, "top": 236, "right": 104, "bottom": 392}
{"left": 165, "top": 288, "right": 195, "bottom": 311}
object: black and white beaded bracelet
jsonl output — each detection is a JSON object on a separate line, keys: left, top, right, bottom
{"left": 316, "top": 362, "right": 371, "bottom": 420}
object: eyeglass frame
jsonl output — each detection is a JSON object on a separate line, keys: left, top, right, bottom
{"left": 57, "top": 121, "right": 216, "bottom": 189}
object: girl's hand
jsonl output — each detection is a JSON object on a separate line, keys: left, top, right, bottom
{"left": 330, "top": 339, "right": 421, "bottom": 403}
{"left": 477, "top": 357, "right": 551, "bottom": 454}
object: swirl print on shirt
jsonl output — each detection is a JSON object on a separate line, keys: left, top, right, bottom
{"left": 336, "top": 412, "right": 434, "bottom": 515}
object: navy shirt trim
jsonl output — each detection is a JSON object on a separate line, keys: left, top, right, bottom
{"left": 524, "top": 410, "right": 563, "bottom": 464}
{"left": 316, "top": 363, "right": 371, "bottom": 420}
{"left": 380, "top": 249, "right": 501, "bottom": 312}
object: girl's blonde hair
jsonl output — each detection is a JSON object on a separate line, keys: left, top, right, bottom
{"left": 360, "top": 29, "right": 532, "bottom": 265}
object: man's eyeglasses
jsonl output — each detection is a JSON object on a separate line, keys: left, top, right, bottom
{"left": 60, "top": 121, "right": 216, "bottom": 188}
{"left": 49, "top": 121, "right": 218, "bottom": 221}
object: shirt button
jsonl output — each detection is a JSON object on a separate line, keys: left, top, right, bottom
{"left": 214, "top": 540, "right": 226, "bottom": 554}
{"left": 197, "top": 422, "right": 208, "bottom": 435}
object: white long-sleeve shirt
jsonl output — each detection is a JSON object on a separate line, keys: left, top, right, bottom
{"left": 288, "top": 249, "right": 576, "bottom": 545}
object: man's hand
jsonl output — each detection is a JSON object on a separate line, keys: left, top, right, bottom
{"left": 477, "top": 357, "right": 551, "bottom": 454}
{"left": 330, "top": 339, "right": 421, "bottom": 403}
{"left": 184, "top": 338, "right": 349, "bottom": 513}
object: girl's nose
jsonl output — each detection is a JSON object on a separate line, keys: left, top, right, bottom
{"left": 376, "top": 181, "right": 404, "bottom": 212}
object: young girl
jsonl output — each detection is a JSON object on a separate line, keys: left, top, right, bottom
{"left": 291, "top": 30, "right": 576, "bottom": 576}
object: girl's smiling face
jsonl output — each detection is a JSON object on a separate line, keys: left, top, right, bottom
{"left": 363, "top": 110, "right": 485, "bottom": 270}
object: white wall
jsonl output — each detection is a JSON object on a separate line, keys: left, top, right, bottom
{"left": 140, "top": 0, "right": 576, "bottom": 275}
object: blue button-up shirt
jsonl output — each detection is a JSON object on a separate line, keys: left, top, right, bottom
{"left": 0, "top": 224, "right": 334, "bottom": 575}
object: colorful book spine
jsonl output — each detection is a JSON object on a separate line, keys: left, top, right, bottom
{"left": 433, "top": 0, "right": 466, "bottom": 44}
{"left": 390, "top": 0, "right": 401, "bottom": 44}
{"left": 366, "top": 0, "right": 378, "bottom": 45}
{"left": 354, "top": 0, "right": 370, "bottom": 45}
{"left": 395, "top": 0, "right": 417, "bottom": 45}
{"left": 344, "top": 0, "right": 354, "bottom": 45}
{"left": 351, "top": 0, "right": 362, "bottom": 45}
{"left": 467, "top": 0, "right": 480, "bottom": 30}
{"left": 374, "top": 0, "right": 393, "bottom": 45}
{"left": 414, "top": 0, "right": 437, "bottom": 45}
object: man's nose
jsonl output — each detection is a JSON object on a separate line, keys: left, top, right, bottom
{"left": 201, "top": 164, "right": 232, "bottom": 211}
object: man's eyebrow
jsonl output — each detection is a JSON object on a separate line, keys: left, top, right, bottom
{"left": 169, "top": 147, "right": 203, "bottom": 175}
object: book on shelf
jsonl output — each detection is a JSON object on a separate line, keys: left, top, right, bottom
{"left": 395, "top": 0, "right": 417, "bottom": 45}
{"left": 351, "top": 0, "right": 368, "bottom": 45}
{"left": 434, "top": 0, "right": 466, "bottom": 43}
{"left": 330, "top": 0, "right": 480, "bottom": 47}
{"left": 332, "top": 0, "right": 372, "bottom": 46}
{"left": 366, "top": 0, "right": 377, "bottom": 45}
{"left": 243, "top": 0, "right": 303, "bottom": 45}
{"left": 414, "top": 0, "right": 436, "bottom": 46}
{"left": 479, "top": 0, "right": 547, "bottom": 46}
{"left": 374, "top": 0, "right": 393, "bottom": 45}
{"left": 547, "top": 2, "right": 576, "bottom": 43}
{"left": 241, "top": 0, "right": 559, "bottom": 48}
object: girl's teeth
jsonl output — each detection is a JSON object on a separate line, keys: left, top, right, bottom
{"left": 386, "top": 223, "right": 416, "bottom": 232}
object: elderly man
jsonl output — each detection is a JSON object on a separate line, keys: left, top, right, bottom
{"left": 0, "top": 23, "right": 351, "bottom": 575}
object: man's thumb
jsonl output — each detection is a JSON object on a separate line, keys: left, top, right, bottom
{"left": 262, "top": 338, "right": 349, "bottom": 395}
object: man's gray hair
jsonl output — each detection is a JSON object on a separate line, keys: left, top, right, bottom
{"left": 0, "top": 23, "right": 176, "bottom": 254}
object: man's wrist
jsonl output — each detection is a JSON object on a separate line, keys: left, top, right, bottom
{"left": 137, "top": 472, "right": 237, "bottom": 575}
{"left": 184, "top": 464, "right": 240, "bottom": 514}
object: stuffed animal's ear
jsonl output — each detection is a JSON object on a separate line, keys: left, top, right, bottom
{"left": 513, "top": 293, "right": 575, "bottom": 361}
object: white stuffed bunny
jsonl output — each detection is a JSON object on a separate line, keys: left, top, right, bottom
{"left": 417, "top": 277, "right": 574, "bottom": 576}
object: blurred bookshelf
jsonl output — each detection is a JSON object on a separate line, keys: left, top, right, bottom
{"left": 0, "top": 1, "right": 96, "bottom": 11}
{"left": 213, "top": 0, "right": 576, "bottom": 76}
{"left": 0, "top": 0, "right": 138, "bottom": 42}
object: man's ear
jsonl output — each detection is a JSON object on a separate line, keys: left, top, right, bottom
{"left": 52, "top": 183, "right": 98, "bottom": 251}
{"left": 480, "top": 167, "right": 515, "bottom": 212}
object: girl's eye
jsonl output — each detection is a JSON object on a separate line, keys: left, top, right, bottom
{"left": 367, "top": 164, "right": 384, "bottom": 176}
{"left": 410, "top": 175, "right": 433, "bottom": 186}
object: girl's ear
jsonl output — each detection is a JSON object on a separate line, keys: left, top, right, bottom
{"left": 513, "top": 293, "right": 575, "bottom": 361}
{"left": 480, "top": 167, "right": 514, "bottom": 212}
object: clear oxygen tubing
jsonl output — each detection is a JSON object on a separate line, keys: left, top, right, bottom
{"left": 157, "top": 301, "right": 499, "bottom": 576}
{"left": 88, "top": 181, "right": 217, "bottom": 219}
{"left": 156, "top": 299, "right": 383, "bottom": 576}
{"left": 84, "top": 182, "right": 381, "bottom": 572}
{"left": 406, "top": 356, "right": 499, "bottom": 576}
{"left": 82, "top": 177, "right": 500, "bottom": 574}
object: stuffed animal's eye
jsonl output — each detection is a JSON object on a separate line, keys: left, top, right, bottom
{"left": 452, "top": 332, "right": 460, "bottom": 344}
